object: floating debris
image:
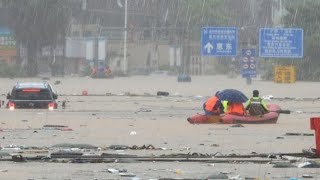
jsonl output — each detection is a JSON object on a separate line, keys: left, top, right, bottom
{"left": 183, "top": 146, "right": 191, "bottom": 150}
{"left": 273, "top": 162, "right": 296, "bottom": 168}
{"left": 210, "top": 144, "right": 219, "bottom": 147}
{"left": 131, "top": 144, "right": 155, "bottom": 150}
{"left": 137, "top": 108, "right": 152, "bottom": 112}
{"left": 119, "top": 172, "right": 136, "bottom": 177}
{"left": 108, "top": 145, "right": 130, "bottom": 150}
{"left": 302, "top": 174, "right": 313, "bottom": 178}
{"left": 42, "top": 125, "right": 69, "bottom": 130}
{"left": 244, "top": 177, "right": 256, "bottom": 180}
{"left": 262, "top": 95, "right": 273, "bottom": 100}
{"left": 108, "top": 144, "right": 163, "bottom": 150}
{"left": 62, "top": 100, "right": 66, "bottom": 108}
{"left": 206, "top": 173, "right": 228, "bottom": 179}
{"left": 281, "top": 155, "right": 302, "bottom": 162}
{"left": 106, "top": 168, "right": 127, "bottom": 173}
{"left": 61, "top": 127, "right": 73, "bottom": 131}
{"left": 50, "top": 151, "right": 83, "bottom": 158}
{"left": 285, "top": 133, "right": 314, "bottom": 136}
{"left": 298, "top": 161, "right": 320, "bottom": 168}
{"left": 12, "top": 155, "right": 27, "bottom": 162}
{"left": 229, "top": 175, "right": 244, "bottom": 180}
{"left": 82, "top": 90, "right": 88, "bottom": 96}
{"left": 157, "top": 91, "right": 169, "bottom": 96}
{"left": 2, "top": 145, "right": 22, "bottom": 151}
{"left": 51, "top": 143, "right": 98, "bottom": 149}
{"left": 231, "top": 124, "right": 244, "bottom": 128}
{"left": 105, "top": 92, "right": 113, "bottom": 96}
{"left": 267, "top": 154, "right": 278, "bottom": 159}
{"left": 302, "top": 148, "right": 317, "bottom": 157}
{"left": 107, "top": 168, "right": 120, "bottom": 173}
{"left": 54, "top": 80, "right": 61, "bottom": 85}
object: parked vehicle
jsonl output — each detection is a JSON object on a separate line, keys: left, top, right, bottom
{"left": 6, "top": 82, "right": 58, "bottom": 110}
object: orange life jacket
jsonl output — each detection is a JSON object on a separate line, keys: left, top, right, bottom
{"left": 226, "top": 102, "right": 245, "bottom": 116}
{"left": 204, "top": 96, "right": 220, "bottom": 113}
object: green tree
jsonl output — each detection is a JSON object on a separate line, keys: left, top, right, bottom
{"left": 6, "top": 0, "right": 71, "bottom": 76}
{"left": 175, "top": 0, "right": 229, "bottom": 40}
{"left": 283, "top": 0, "right": 320, "bottom": 81}
{"left": 166, "top": 0, "right": 230, "bottom": 74}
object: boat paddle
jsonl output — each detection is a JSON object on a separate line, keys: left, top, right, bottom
{"left": 274, "top": 109, "right": 291, "bottom": 114}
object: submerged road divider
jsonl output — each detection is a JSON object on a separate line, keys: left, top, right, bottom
{"left": 0, "top": 151, "right": 316, "bottom": 164}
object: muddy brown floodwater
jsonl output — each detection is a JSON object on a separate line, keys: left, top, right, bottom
{"left": 0, "top": 75, "right": 320, "bottom": 179}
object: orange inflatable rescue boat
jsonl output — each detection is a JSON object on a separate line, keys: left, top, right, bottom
{"left": 187, "top": 104, "right": 288, "bottom": 124}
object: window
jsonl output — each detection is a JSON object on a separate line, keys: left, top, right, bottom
{"left": 12, "top": 89, "right": 53, "bottom": 100}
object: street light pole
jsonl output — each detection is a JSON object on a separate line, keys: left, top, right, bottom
{"left": 123, "top": 0, "right": 128, "bottom": 75}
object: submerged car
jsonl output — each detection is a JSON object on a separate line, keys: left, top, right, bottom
{"left": 6, "top": 82, "right": 58, "bottom": 110}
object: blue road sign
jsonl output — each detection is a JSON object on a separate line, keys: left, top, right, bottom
{"left": 259, "top": 28, "right": 303, "bottom": 58}
{"left": 201, "top": 27, "right": 238, "bottom": 56}
{"left": 241, "top": 49, "right": 257, "bottom": 78}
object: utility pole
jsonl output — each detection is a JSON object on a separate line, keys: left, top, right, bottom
{"left": 123, "top": 0, "right": 128, "bottom": 75}
{"left": 94, "top": 36, "right": 99, "bottom": 78}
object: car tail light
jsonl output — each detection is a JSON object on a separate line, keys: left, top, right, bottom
{"left": 48, "top": 102, "right": 55, "bottom": 110}
{"left": 8, "top": 102, "right": 15, "bottom": 110}
{"left": 22, "top": 88, "right": 41, "bottom": 92}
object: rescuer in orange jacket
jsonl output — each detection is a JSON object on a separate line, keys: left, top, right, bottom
{"left": 203, "top": 91, "right": 223, "bottom": 115}
{"left": 222, "top": 101, "right": 246, "bottom": 116}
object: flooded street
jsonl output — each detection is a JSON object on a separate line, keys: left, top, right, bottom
{"left": 0, "top": 76, "right": 319, "bottom": 179}
{"left": 2, "top": 0, "right": 320, "bottom": 179}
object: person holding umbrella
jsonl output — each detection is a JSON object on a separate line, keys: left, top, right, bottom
{"left": 217, "top": 89, "right": 248, "bottom": 116}
{"left": 203, "top": 91, "right": 223, "bottom": 115}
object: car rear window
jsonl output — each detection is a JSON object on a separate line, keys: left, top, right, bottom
{"left": 12, "top": 88, "right": 53, "bottom": 100}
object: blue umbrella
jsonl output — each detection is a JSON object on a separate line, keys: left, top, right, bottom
{"left": 217, "top": 89, "right": 248, "bottom": 103}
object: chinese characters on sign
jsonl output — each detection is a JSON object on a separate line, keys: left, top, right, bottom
{"left": 201, "top": 27, "right": 237, "bottom": 56}
{"left": 0, "top": 28, "right": 16, "bottom": 50}
{"left": 274, "top": 65, "right": 296, "bottom": 83}
{"left": 259, "top": 28, "right": 303, "bottom": 58}
{"left": 0, "top": 36, "right": 16, "bottom": 47}
{"left": 0, "top": 27, "right": 17, "bottom": 57}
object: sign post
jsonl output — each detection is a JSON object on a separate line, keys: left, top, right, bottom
{"left": 241, "top": 48, "right": 257, "bottom": 78}
{"left": 274, "top": 65, "right": 296, "bottom": 83}
{"left": 201, "top": 27, "right": 238, "bottom": 56}
{"left": 259, "top": 28, "right": 302, "bottom": 83}
{"left": 259, "top": 28, "right": 303, "bottom": 58}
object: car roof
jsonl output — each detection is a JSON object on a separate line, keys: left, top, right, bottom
{"left": 15, "top": 82, "right": 49, "bottom": 89}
